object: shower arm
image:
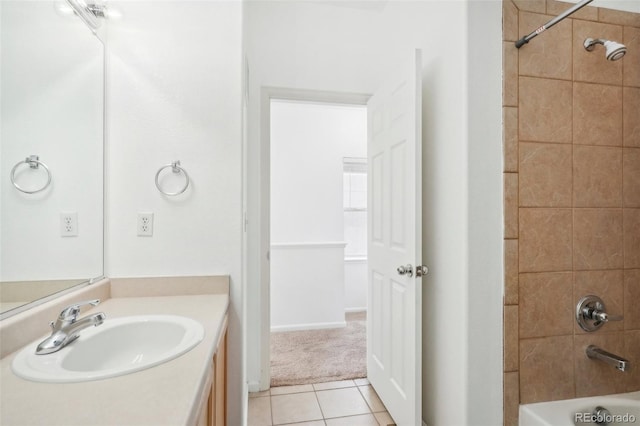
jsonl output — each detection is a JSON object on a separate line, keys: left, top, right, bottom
{"left": 515, "top": 0, "right": 593, "bottom": 48}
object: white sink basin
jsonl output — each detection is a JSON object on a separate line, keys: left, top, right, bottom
{"left": 11, "top": 315, "right": 204, "bottom": 383}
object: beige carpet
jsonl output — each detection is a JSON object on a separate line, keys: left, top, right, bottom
{"left": 270, "top": 312, "right": 367, "bottom": 387}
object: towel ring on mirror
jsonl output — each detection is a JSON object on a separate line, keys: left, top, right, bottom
{"left": 155, "top": 160, "right": 190, "bottom": 196}
{"left": 10, "top": 155, "right": 52, "bottom": 194}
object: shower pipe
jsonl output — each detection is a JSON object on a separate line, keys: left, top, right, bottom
{"left": 515, "top": 0, "right": 593, "bottom": 48}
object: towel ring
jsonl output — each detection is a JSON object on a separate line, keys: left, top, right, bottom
{"left": 155, "top": 160, "right": 190, "bottom": 196}
{"left": 10, "top": 155, "right": 52, "bottom": 194}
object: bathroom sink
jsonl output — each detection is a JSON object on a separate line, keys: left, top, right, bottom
{"left": 11, "top": 315, "right": 204, "bottom": 383}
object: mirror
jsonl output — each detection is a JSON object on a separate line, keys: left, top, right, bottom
{"left": 0, "top": 0, "right": 104, "bottom": 317}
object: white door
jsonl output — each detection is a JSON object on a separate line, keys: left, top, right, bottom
{"left": 367, "top": 49, "right": 423, "bottom": 426}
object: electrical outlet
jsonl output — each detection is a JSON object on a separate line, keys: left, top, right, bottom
{"left": 137, "top": 213, "right": 154, "bottom": 236}
{"left": 60, "top": 212, "right": 78, "bottom": 237}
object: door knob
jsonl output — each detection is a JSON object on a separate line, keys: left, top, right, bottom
{"left": 416, "top": 265, "right": 429, "bottom": 277}
{"left": 397, "top": 264, "right": 413, "bottom": 277}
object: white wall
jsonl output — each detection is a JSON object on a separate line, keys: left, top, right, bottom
{"left": 271, "top": 101, "right": 366, "bottom": 242}
{"left": 465, "top": 1, "right": 503, "bottom": 421}
{"left": 344, "top": 259, "right": 367, "bottom": 311}
{"left": 104, "top": 2, "right": 244, "bottom": 423}
{"left": 269, "top": 100, "right": 366, "bottom": 330}
{"left": 271, "top": 243, "right": 346, "bottom": 330}
{"left": 0, "top": 1, "right": 103, "bottom": 281}
{"left": 244, "top": 1, "right": 503, "bottom": 424}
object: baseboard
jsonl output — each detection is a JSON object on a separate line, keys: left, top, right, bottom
{"left": 271, "top": 321, "right": 346, "bottom": 332}
{"left": 247, "top": 380, "right": 261, "bottom": 393}
{"left": 345, "top": 307, "right": 367, "bottom": 313}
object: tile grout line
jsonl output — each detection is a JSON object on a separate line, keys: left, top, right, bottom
{"left": 313, "top": 388, "right": 327, "bottom": 423}
{"left": 269, "top": 391, "right": 274, "bottom": 426}
{"left": 356, "top": 385, "right": 376, "bottom": 416}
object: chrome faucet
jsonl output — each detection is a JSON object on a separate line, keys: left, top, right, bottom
{"left": 576, "top": 295, "right": 623, "bottom": 332}
{"left": 586, "top": 345, "right": 630, "bottom": 372}
{"left": 36, "top": 299, "right": 106, "bottom": 355}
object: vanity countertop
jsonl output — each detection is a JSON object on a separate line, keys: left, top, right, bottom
{"left": 0, "top": 293, "right": 228, "bottom": 426}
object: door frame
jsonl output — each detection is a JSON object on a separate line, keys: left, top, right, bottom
{"left": 258, "top": 87, "right": 370, "bottom": 390}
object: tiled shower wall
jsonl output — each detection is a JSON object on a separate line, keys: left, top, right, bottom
{"left": 502, "top": 1, "right": 640, "bottom": 424}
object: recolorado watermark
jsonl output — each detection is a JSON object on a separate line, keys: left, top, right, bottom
{"left": 575, "top": 412, "right": 637, "bottom": 424}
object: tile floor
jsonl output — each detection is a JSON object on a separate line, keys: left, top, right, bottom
{"left": 248, "top": 378, "right": 396, "bottom": 426}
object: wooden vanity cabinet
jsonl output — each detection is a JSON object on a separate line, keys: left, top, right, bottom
{"left": 196, "top": 317, "right": 227, "bottom": 426}
{"left": 210, "top": 327, "right": 227, "bottom": 425}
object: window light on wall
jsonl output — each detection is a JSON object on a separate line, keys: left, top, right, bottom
{"left": 343, "top": 157, "right": 367, "bottom": 259}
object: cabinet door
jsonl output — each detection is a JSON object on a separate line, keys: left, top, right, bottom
{"left": 198, "top": 367, "right": 214, "bottom": 426}
{"left": 209, "top": 329, "right": 227, "bottom": 426}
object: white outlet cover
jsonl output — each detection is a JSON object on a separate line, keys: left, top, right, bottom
{"left": 137, "top": 213, "right": 154, "bottom": 237}
{"left": 60, "top": 212, "right": 78, "bottom": 237}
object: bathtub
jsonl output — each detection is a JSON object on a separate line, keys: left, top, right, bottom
{"left": 520, "top": 391, "right": 640, "bottom": 426}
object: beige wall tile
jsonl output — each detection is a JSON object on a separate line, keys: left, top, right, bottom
{"left": 624, "top": 208, "right": 640, "bottom": 268}
{"left": 519, "top": 12, "right": 572, "bottom": 80}
{"left": 624, "top": 26, "right": 640, "bottom": 88}
{"left": 520, "top": 336, "right": 575, "bottom": 403}
{"left": 519, "top": 77, "right": 572, "bottom": 143}
{"left": 505, "top": 239, "right": 519, "bottom": 305}
{"left": 504, "top": 107, "right": 519, "bottom": 172}
{"left": 573, "top": 83, "right": 622, "bottom": 147}
{"left": 624, "top": 88, "right": 640, "bottom": 147}
{"left": 573, "top": 146, "right": 622, "bottom": 207}
{"left": 624, "top": 269, "right": 640, "bottom": 330}
{"left": 575, "top": 333, "right": 627, "bottom": 397}
{"left": 505, "top": 0, "right": 640, "bottom": 407}
{"left": 546, "top": 1, "right": 598, "bottom": 21}
{"left": 505, "top": 173, "right": 519, "bottom": 239}
{"left": 513, "top": 0, "right": 546, "bottom": 13}
{"left": 504, "top": 42, "right": 519, "bottom": 107}
{"left": 574, "top": 270, "right": 624, "bottom": 334}
{"left": 573, "top": 20, "right": 623, "bottom": 86}
{"left": 504, "top": 305, "right": 519, "bottom": 371}
{"left": 574, "top": 209, "right": 624, "bottom": 270}
{"left": 519, "top": 208, "right": 573, "bottom": 272}
{"left": 519, "top": 142, "right": 572, "bottom": 207}
{"left": 504, "top": 0, "right": 519, "bottom": 42}
{"left": 504, "top": 372, "right": 520, "bottom": 426}
{"left": 625, "top": 330, "right": 640, "bottom": 392}
{"left": 624, "top": 148, "right": 640, "bottom": 207}
{"left": 598, "top": 9, "right": 640, "bottom": 27}
{"left": 519, "top": 272, "right": 573, "bottom": 338}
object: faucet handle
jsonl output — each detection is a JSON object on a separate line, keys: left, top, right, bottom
{"left": 593, "top": 311, "right": 623, "bottom": 323}
{"left": 576, "top": 295, "right": 622, "bottom": 332}
{"left": 58, "top": 299, "right": 101, "bottom": 321}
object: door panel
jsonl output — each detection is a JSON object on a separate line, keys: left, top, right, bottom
{"left": 367, "top": 49, "right": 422, "bottom": 426}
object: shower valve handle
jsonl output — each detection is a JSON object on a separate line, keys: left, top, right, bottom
{"left": 591, "top": 310, "right": 623, "bottom": 323}
{"left": 576, "top": 295, "right": 623, "bottom": 332}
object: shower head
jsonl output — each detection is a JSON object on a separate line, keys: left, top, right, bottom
{"left": 584, "top": 38, "right": 627, "bottom": 61}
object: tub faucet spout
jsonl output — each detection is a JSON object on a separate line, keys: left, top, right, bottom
{"left": 586, "top": 345, "right": 630, "bottom": 372}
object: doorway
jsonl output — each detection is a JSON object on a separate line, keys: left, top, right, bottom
{"left": 257, "top": 88, "right": 370, "bottom": 389}
{"left": 269, "top": 98, "right": 368, "bottom": 386}
{"left": 257, "top": 50, "right": 424, "bottom": 424}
